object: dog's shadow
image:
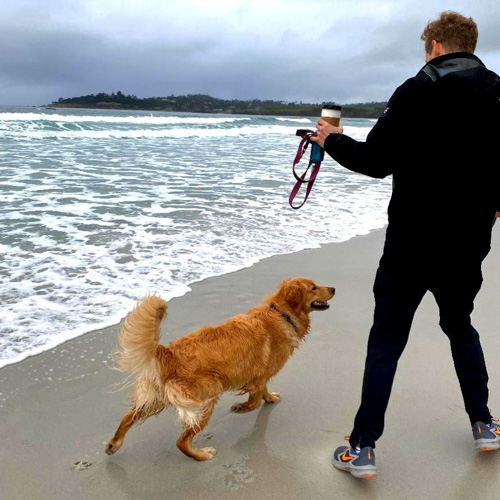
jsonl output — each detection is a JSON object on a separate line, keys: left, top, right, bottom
{"left": 103, "top": 402, "right": 309, "bottom": 495}
{"left": 218, "top": 402, "right": 303, "bottom": 492}
{"left": 103, "top": 403, "right": 280, "bottom": 495}
{"left": 231, "top": 401, "right": 275, "bottom": 455}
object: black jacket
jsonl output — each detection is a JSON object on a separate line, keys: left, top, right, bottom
{"left": 324, "top": 52, "right": 500, "bottom": 246}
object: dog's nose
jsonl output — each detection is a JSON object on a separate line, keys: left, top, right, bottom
{"left": 330, "top": 287, "right": 336, "bottom": 294}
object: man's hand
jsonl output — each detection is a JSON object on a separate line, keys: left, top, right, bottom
{"left": 309, "top": 118, "right": 343, "bottom": 147}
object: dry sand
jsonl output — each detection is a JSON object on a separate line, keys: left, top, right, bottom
{"left": 1, "top": 227, "right": 500, "bottom": 500}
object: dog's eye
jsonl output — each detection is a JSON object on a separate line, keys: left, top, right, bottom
{"left": 312, "top": 286, "right": 317, "bottom": 291}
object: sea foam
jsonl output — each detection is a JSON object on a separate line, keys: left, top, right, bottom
{"left": 0, "top": 107, "right": 388, "bottom": 369}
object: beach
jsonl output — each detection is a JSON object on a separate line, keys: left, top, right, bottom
{"left": 2, "top": 227, "right": 500, "bottom": 500}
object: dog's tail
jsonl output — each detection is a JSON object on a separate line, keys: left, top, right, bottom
{"left": 113, "top": 295, "right": 168, "bottom": 383}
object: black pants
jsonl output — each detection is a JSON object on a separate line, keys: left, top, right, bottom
{"left": 349, "top": 233, "right": 492, "bottom": 450}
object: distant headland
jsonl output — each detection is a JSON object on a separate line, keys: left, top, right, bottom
{"left": 48, "top": 92, "right": 387, "bottom": 119}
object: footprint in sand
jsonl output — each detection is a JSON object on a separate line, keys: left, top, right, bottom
{"left": 71, "top": 460, "right": 92, "bottom": 471}
{"left": 223, "top": 460, "right": 256, "bottom": 491}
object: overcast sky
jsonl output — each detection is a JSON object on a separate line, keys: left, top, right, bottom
{"left": 1, "top": 0, "right": 500, "bottom": 106}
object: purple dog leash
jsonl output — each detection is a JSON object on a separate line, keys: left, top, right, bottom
{"left": 289, "top": 129, "right": 322, "bottom": 209}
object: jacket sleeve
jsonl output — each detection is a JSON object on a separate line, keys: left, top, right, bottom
{"left": 323, "top": 78, "right": 417, "bottom": 179}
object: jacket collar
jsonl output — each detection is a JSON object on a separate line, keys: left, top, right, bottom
{"left": 420, "top": 52, "right": 484, "bottom": 82}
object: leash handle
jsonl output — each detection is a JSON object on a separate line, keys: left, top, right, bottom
{"left": 289, "top": 130, "right": 322, "bottom": 210}
{"left": 288, "top": 161, "right": 321, "bottom": 209}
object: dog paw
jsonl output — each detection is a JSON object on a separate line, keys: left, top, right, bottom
{"left": 104, "top": 441, "right": 119, "bottom": 455}
{"left": 194, "top": 447, "right": 217, "bottom": 461}
{"left": 231, "top": 403, "right": 244, "bottom": 413}
{"left": 231, "top": 403, "right": 256, "bottom": 413}
{"left": 264, "top": 392, "right": 281, "bottom": 404}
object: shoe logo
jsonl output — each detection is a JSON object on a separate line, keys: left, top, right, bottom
{"left": 340, "top": 450, "right": 356, "bottom": 463}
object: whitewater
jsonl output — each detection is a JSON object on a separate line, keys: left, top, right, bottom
{"left": 0, "top": 106, "right": 391, "bottom": 368}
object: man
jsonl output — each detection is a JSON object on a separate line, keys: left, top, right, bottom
{"left": 311, "top": 11, "right": 500, "bottom": 479}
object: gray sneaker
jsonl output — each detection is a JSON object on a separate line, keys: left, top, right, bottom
{"left": 332, "top": 445, "right": 376, "bottom": 479}
{"left": 472, "top": 420, "right": 500, "bottom": 451}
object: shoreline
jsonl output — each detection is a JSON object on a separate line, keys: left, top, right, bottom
{"left": 2, "top": 226, "right": 500, "bottom": 499}
{"left": 0, "top": 228, "right": 385, "bottom": 371}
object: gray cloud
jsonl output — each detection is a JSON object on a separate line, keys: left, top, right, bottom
{"left": 0, "top": 0, "right": 499, "bottom": 106}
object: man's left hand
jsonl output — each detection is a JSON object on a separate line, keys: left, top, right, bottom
{"left": 310, "top": 119, "right": 343, "bottom": 148}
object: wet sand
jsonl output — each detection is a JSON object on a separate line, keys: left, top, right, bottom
{"left": 1, "top": 227, "right": 500, "bottom": 499}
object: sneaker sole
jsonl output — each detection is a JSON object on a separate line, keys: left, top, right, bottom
{"left": 475, "top": 438, "right": 500, "bottom": 452}
{"left": 332, "top": 460, "right": 377, "bottom": 479}
{"left": 476, "top": 443, "right": 500, "bottom": 452}
{"left": 351, "top": 469, "right": 377, "bottom": 479}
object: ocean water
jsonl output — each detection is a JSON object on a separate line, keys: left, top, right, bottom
{"left": 0, "top": 106, "right": 391, "bottom": 369}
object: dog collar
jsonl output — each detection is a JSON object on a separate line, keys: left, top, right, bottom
{"left": 269, "top": 304, "right": 297, "bottom": 331}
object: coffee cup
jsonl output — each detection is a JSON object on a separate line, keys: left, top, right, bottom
{"left": 321, "top": 104, "right": 342, "bottom": 127}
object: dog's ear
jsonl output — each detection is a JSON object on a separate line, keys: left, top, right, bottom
{"left": 282, "top": 282, "right": 306, "bottom": 310}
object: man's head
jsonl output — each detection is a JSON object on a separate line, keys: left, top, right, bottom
{"left": 421, "top": 11, "right": 478, "bottom": 62}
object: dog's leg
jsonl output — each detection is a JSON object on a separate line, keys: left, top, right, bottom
{"left": 232, "top": 383, "right": 281, "bottom": 413}
{"left": 176, "top": 402, "right": 217, "bottom": 461}
{"left": 262, "top": 385, "right": 281, "bottom": 404}
{"left": 231, "top": 389, "right": 264, "bottom": 413}
{"left": 105, "top": 405, "right": 160, "bottom": 455}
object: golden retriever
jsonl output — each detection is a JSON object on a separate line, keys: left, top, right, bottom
{"left": 105, "top": 277, "right": 335, "bottom": 461}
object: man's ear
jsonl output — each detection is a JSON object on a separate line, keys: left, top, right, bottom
{"left": 431, "top": 39, "right": 445, "bottom": 58}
